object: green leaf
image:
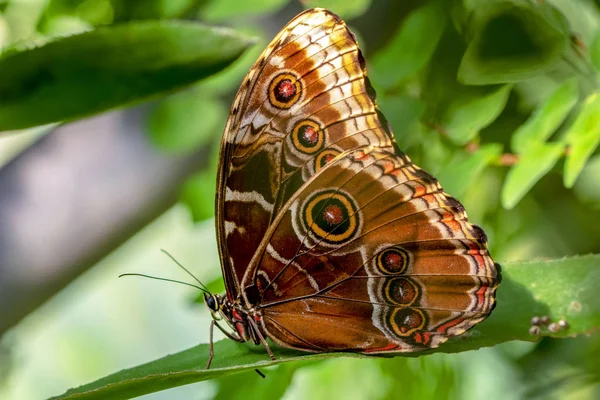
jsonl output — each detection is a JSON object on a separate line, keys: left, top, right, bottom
{"left": 591, "top": 28, "right": 600, "bottom": 72}
{"left": 214, "top": 362, "right": 304, "bottom": 399}
{"left": 147, "top": 88, "right": 227, "bottom": 153}
{"left": 421, "top": 29, "right": 510, "bottom": 146}
{"left": 77, "top": 0, "right": 117, "bottom": 24}
{"left": 415, "top": 126, "right": 455, "bottom": 176}
{"left": 458, "top": 0, "right": 569, "bottom": 85}
{"left": 573, "top": 155, "right": 600, "bottom": 211}
{"left": 51, "top": 255, "right": 600, "bottom": 400}
{"left": 572, "top": 155, "right": 600, "bottom": 208}
{"left": 436, "top": 143, "right": 502, "bottom": 199}
{"left": 40, "top": 15, "right": 94, "bottom": 37}
{"left": 378, "top": 94, "right": 425, "bottom": 150}
{"left": 511, "top": 78, "right": 579, "bottom": 154}
{"left": 300, "top": 0, "right": 372, "bottom": 19}
{"left": 180, "top": 171, "right": 217, "bottom": 222}
{"left": 502, "top": 142, "right": 564, "bottom": 209}
{"left": 563, "top": 93, "right": 600, "bottom": 188}
{"left": 443, "top": 84, "right": 511, "bottom": 145}
{"left": 369, "top": 0, "right": 446, "bottom": 89}
{"left": 197, "top": 26, "right": 267, "bottom": 96}
{"left": 0, "top": 21, "right": 253, "bottom": 131}
{"left": 200, "top": 0, "right": 288, "bottom": 22}
{"left": 110, "top": 0, "right": 205, "bottom": 21}
{"left": 179, "top": 133, "right": 220, "bottom": 222}
{"left": 40, "top": 0, "right": 113, "bottom": 29}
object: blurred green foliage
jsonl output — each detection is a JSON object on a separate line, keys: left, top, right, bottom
{"left": 1, "top": 0, "right": 600, "bottom": 399}
{"left": 0, "top": 21, "right": 252, "bottom": 130}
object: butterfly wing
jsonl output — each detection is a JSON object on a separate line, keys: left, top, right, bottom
{"left": 246, "top": 147, "right": 499, "bottom": 352}
{"left": 216, "top": 9, "right": 393, "bottom": 298}
{"left": 217, "top": 7, "right": 500, "bottom": 352}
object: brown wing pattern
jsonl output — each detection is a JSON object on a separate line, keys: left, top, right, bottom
{"left": 217, "top": 7, "right": 499, "bottom": 353}
{"left": 216, "top": 9, "right": 394, "bottom": 297}
{"left": 246, "top": 147, "right": 499, "bottom": 352}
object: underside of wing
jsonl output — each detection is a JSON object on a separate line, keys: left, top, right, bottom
{"left": 216, "top": 8, "right": 394, "bottom": 297}
{"left": 215, "top": 8, "right": 499, "bottom": 353}
{"left": 247, "top": 147, "right": 500, "bottom": 352}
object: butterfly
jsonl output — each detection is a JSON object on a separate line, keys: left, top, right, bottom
{"left": 204, "top": 8, "right": 500, "bottom": 368}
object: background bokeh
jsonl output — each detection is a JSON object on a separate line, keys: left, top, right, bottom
{"left": 1, "top": 0, "right": 600, "bottom": 399}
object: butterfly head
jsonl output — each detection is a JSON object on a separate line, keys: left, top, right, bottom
{"left": 204, "top": 293, "right": 225, "bottom": 319}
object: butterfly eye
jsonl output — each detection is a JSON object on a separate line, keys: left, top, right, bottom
{"left": 205, "top": 294, "right": 219, "bottom": 312}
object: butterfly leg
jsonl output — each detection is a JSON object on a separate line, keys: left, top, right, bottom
{"left": 215, "top": 320, "right": 244, "bottom": 341}
{"left": 206, "top": 320, "right": 245, "bottom": 369}
{"left": 208, "top": 321, "right": 244, "bottom": 368}
{"left": 248, "top": 317, "right": 276, "bottom": 361}
{"left": 206, "top": 320, "right": 216, "bottom": 369}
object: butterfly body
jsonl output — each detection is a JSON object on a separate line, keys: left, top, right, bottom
{"left": 208, "top": 8, "right": 500, "bottom": 366}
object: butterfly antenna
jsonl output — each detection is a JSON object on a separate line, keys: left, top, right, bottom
{"left": 160, "top": 249, "right": 212, "bottom": 293}
{"left": 118, "top": 273, "right": 207, "bottom": 292}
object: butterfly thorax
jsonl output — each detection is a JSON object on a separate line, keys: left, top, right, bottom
{"left": 205, "top": 292, "right": 265, "bottom": 345}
